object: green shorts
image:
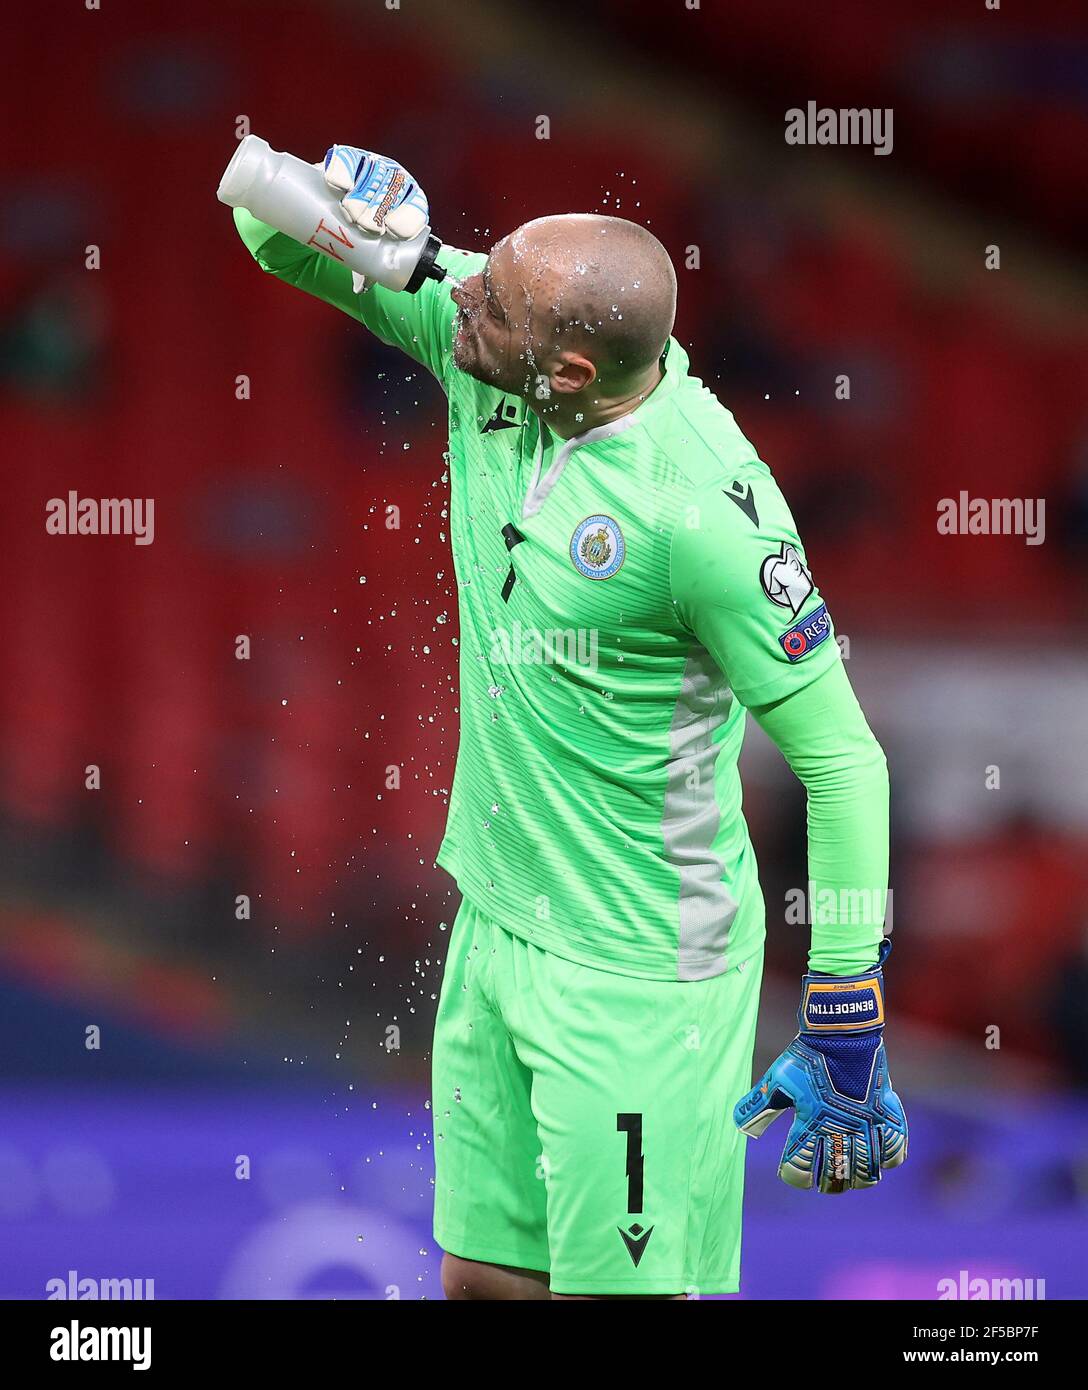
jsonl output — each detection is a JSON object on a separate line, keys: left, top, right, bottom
{"left": 431, "top": 896, "right": 764, "bottom": 1296}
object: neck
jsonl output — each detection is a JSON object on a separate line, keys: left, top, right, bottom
{"left": 528, "top": 359, "right": 665, "bottom": 441}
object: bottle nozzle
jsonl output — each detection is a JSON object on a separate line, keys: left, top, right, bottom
{"left": 405, "top": 233, "right": 446, "bottom": 293}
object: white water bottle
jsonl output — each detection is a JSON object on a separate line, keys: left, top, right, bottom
{"left": 216, "top": 135, "right": 446, "bottom": 293}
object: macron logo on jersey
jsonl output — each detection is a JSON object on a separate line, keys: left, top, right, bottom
{"left": 779, "top": 603, "right": 832, "bottom": 662}
{"left": 481, "top": 398, "right": 523, "bottom": 433}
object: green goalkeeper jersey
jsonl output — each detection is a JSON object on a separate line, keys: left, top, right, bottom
{"left": 234, "top": 212, "right": 849, "bottom": 981}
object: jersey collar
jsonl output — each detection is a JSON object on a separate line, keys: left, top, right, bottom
{"left": 520, "top": 338, "right": 685, "bottom": 519}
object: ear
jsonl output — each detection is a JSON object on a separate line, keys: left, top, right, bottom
{"left": 551, "top": 353, "right": 596, "bottom": 394}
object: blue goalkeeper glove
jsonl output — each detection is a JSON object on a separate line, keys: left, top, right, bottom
{"left": 733, "top": 938, "right": 908, "bottom": 1193}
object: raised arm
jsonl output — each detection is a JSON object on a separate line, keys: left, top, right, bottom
{"left": 231, "top": 144, "right": 486, "bottom": 382}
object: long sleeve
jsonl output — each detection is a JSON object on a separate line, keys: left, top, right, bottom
{"left": 231, "top": 205, "right": 485, "bottom": 382}
{"left": 670, "top": 469, "right": 887, "bottom": 975}
{"left": 750, "top": 660, "right": 889, "bottom": 975}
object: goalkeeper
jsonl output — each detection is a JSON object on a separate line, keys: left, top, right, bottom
{"left": 232, "top": 145, "right": 907, "bottom": 1300}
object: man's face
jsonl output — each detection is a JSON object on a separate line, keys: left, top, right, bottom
{"left": 449, "top": 233, "right": 552, "bottom": 397}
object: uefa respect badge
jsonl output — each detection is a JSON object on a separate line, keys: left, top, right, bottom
{"left": 778, "top": 603, "right": 832, "bottom": 661}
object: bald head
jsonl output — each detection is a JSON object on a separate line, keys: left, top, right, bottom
{"left": 450, "top": 212, "right": 678, "bottom": 419}
{"left": 501, "top": 214, "right": 676, "bottom": 386}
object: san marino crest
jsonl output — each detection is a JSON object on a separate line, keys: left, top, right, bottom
{"left": 570, "top": 515, "right": 625, "bottom": 580}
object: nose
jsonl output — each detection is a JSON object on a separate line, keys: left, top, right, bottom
{"left": 450, "top": 274, "right": 480, "bottom": 312}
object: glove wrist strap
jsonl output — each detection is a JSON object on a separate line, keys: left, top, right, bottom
{"left": 798, "top": 937, "right": 890, "bottom": 1036}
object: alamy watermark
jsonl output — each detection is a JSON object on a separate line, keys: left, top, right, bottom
{"left": 490, "top": 622, "right": 599, "bottom": 672}
{"left": 937, "top": 493, "right": 1045, "bottom": 545}
{"left": 46, "top": 491, "right": 155, "bottom": 545}
{"left": 937, "top": 1270, "right": 1045, "bottom": 1301}
{"left": 785, "top": 885, "right": 892, "bottom": 930}
{"left": 46, "top": 1270, "right": 155, "bottom": 1300}
{"left": 50, "top": 1322, "right": 151, "bottom": 1371}
{"left": 785, "top": 102, "right": 893, "bottom": 157}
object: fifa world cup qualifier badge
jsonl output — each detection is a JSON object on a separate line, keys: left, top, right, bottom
{"left": 571, "top": 515, "right": 625, "bottom": 579}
